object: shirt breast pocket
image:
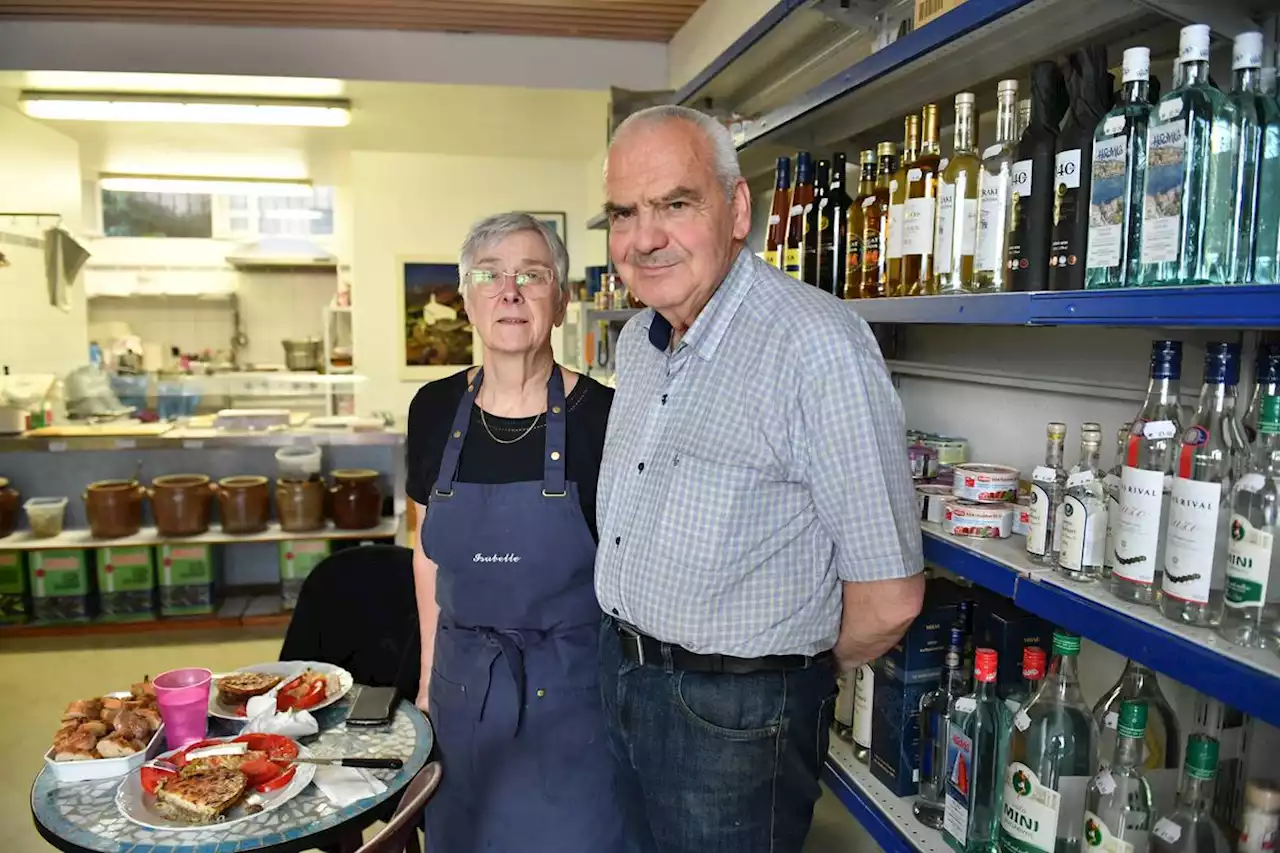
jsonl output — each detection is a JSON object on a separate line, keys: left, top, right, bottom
{"left": 654, "top": 451, "right": 762, "bottom": 573}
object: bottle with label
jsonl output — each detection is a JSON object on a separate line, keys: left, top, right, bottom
{"left": 764, "top": 156, "right": 792, "bottom": 270}
{"left": 860, "top": 142, "right": 898, "bottom": 298}
{"left": 1253, "top": 68, "right": 1280, "bottom": 285}
{"left": 1243, "top": 343, "right": 1280, "bottom": 444}
{"left": 1225, "top": 32, "right": 1265, "bottom": 284}
{"left": 834, "top": 670, "right": 855, "bottom": 741}
{"left": 1138, "top": 25, "right": 1236, "bottom": 286}
{"left": 803, "top": 158, "right": 831, "bottom": 288}
{"left": 1007, "top": 61, "right": 1070, "bottom": 292}
{"left": 888, "top": 115, "right": 921, "bottom": 296}
{"left": 904, "top": 104, "right": 943, "bottom": 296}
{"left": 935, "top": 92, "right": 982, "bottom": 294}
{"left": 944, "top": 648, "right": 1011, "bottom": 853}
{"left": 1087, "top": 47, "right": 1155, "bottom": 289}
{"left": 1017, "top": 98, "right": 1033, "bottom": 138}
{"left": 1059, "top": 426, "right": 1108, "bottom": 582}
{"left": 1239, "top": 780, "right": 1280, "bottom": 853}
{"left": 1051, "top": 45, "right": 1115, "bottom": 291}
{"left": 1028, "top": 422, "right": 1069, "bottom": 567}
{"left": 1084, "top": 700, "right": 1154, "bottom": 853}
{"left": 821, "top": 152, "right": 854, "bottom": 297}
{"left": 1149, "top": 735, "right": 1229, "bottom": 853}
{"left": 1002, "top": 646, "right": 1046, "bottom": 715}
{"left": 1103, "top": 423, "right": 1131, "bottom": 581}
{"left": 975, "top": 80, "right": 1020, "bottom": 292}
{"left": 852, "top": 661, "right": 874, "bottom": 763}
{"left": 917, "top": 627, "right": 970, "bottom": 829}
{"left": 785, "top": 152, "right": 814, "bottom": 280}
{"left": 999, "top": 631, "right": 1098, "bottom": 853}
{"left": 1092, "top": 660, "right": 1182, "bottom": 775}
{"left": 1113, "top": 339, "right": 1184, "bottom": 606}
{"left": 1160, "top": 342, "right": 1243, "bottom": 627}
{"left": 1215, "top": 389, "right": 1280, "bottom": 649}
{"left": 844, "top": 150, "right": 876, "bottom": 298}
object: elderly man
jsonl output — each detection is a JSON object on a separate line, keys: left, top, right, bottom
{"left": 594, "top": 105, "right": 925, "bottom": 853}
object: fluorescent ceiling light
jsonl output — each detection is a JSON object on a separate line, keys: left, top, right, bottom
{"left": 100, "top": 174, "right": 314, "bottom": 197}
{"left": 22, "top": 71, "right": 345, "bottom": 98}
{"left": 20, "top": 92, "right": 350, "bottom": 127}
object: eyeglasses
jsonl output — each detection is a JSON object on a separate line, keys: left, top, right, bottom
{"left": 464, "top": 268, "right": 556, "bottom": 296}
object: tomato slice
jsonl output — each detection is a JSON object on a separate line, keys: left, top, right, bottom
{"left": 255, "top": 764, "right": 297, "bottom": 794}
{"left": 240, "top": 757, "right": 284, "bottom": 787}
{"left": 170, "top": 739, "right": 223, "bottom": 768}
{"left": 140, "top": 762, "right": 178, "bottom": 795}
{"left": 233, "top": 733, "right": 300, "bottom": 761}
{"left": 291, "top": 681, "right": 328, "bottom": 710}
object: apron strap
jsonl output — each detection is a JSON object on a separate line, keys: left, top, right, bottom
{"left": 432, "top": 368, "right": 483, "bottom": 497}
{"left": 543, "top": 368, "right": 568, "bottom": 497}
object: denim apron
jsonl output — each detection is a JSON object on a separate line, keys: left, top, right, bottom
{"left": 424, "top": 367, "right": 624, "bottom": 852}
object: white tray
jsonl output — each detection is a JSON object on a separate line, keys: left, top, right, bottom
{"left": 44, "top": 724, "right": 166, "bottom": 783}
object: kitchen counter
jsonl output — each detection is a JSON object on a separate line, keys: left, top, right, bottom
{"left": 0, "top": 423, "right": 403, "bottom": 453}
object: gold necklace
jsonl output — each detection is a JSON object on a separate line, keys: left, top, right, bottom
{"left": 477, "top": 387, "right": 543, "bottom": 445}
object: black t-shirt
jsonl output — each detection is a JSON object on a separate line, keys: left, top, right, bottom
{"left": 404, "top": 369, "right": 614, "bottom": 541}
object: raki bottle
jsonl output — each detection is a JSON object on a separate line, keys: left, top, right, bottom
{"left": 944, "top": 648, "right": 1011, "bottom": 853}
{"left": 1253, "top": 67, "right": 1280, "bottom": 285}
{"left": 1160, "top": 343, "right": 1243, "bottom": 627}
{"left": 918, "top": 627, "right": 971, "bottom": 829}
{"left": 1059, "top": 427, "right": 1108, "bottom": 582}
{"left": 1103, "top": 423, "right": 1131, "bottom": 581}
{"left": 1093, "top": 660, "right": 1182, "bottom": 776}
{"left": 1225, "top": 32, "right": 1266, "bottom": 284}
{"left": 1243, "top": 343, "right": 1280, "bottom": 444}
{"left": 1112, "top": 340, "right": 1184, "bottom": 606}
{"left": 1149, "top": 735, "right": 1230, "bottom": 853}
{"left": 1083, "top": 700, "right": 1154, "bottom": 853}
{"left": 1003, "top": 646, "right": 1046, "bottom": 715}
{"left": 1028, "top": 422, "right": 1069, "bottom": 567}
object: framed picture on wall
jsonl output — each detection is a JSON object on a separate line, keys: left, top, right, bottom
{"left": 397, "top": 257, "right": 474, "bottom": 379}
{"left": 521, "top": 211, "right": 568, "bottom": 252}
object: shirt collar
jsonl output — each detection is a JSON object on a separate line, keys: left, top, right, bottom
{"left": 643, "top": 247, "right": 756, "bottom": 360}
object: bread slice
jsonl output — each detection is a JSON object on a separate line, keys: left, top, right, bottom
{"left": 154, "top": 767, "right": 248, "bottom": 824}
{"left": 96, "top": 732, "right": 145, "bottom": 758}
{"left": 216, "top": 672, "right": 282, "bottom": 704}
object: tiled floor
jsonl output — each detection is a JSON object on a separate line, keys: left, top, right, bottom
{"left": 3, "top": 630, "right": 875, "bottom": 853}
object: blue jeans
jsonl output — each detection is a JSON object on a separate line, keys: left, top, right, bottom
{"left": 599, "top": 617, "right": 838, "bottom": 853}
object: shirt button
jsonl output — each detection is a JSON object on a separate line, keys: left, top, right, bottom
{"left": 611, "top": 608, "right": 619, "bottom": 615}
{"left": 637, "top": 462, "right": 645, "bottom": 472}
{"left": 614, "top": 536, "right": 621, "bottom": 546}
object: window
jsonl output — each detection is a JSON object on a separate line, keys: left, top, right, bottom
{"left": 100, "top": 185, "right": 336, "bottom": 239}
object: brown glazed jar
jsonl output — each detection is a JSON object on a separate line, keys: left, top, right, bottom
{"left": 0, "top": 477, "right": 18, "bottom": 538}
{"left": 84, "top": 479, "right": 146, "bottom": 539}
{"left": 330, "top": 469, "right": 382, "bottom": 530}
{"left": 149, "top": 474, "right": 215, "bottom": 537}
{"left": 216, "top": 475, "right": 270, "bottom": 534}
{"left": 276, "top": 477, "right": 326, "bottom": 532}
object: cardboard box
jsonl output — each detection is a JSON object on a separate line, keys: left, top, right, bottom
{"left": 869, "top": 658, "right": 939, "bottom": 797}
{"left": 881, "top": 579, "right": 962, "bottom": 677}
{"left": 281, "top": 540, "right": 330, "bottom": 610}
{"left": 0, "top": 551, "right": 27, "bottom": 624}
{"left": 914, "top": 0, "right": 967, "bottom": 29}
{"left": 973, "top": 595, "right": 1055, "bottom": 691}
{"left": 158, "top": 544, "right": 215, "bottom": 616}
{"left": 96, "top": 545, "right": 156, "bottom": 622}
{"left": 29, "top": 549, "right": 91, "bottom": 624}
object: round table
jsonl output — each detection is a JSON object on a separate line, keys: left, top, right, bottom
{"left": 31, "top": 699, "right": 434, "bottom": 853}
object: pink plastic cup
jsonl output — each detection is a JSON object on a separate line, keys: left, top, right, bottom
{"left": 153, "top": 667, "right": 212, "bottom": 750}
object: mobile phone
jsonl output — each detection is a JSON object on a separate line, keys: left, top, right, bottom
{"left": 346, "top": 685, "right": 398, "bottom": 726}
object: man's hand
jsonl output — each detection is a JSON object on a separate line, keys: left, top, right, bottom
{"left": 834, "top": 574, "right": 925, "bottom": 671}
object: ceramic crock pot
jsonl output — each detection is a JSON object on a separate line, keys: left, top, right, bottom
{"left": 0, "top": 477, "right": 18, "bottom": 538}
{"left": 216, "top": 475, "right": 270, "bottom": 535}
{"left": 149, "top": 474, "right": 215, "bottom": 537}
{"left": 84, "top": 479, "right": 146, "bottom": 539}
{"left": 276, "top": 477, "right": 326, "bottom": 533}
{"left": 329, "top": 469, "right": 382, "bottom": 530}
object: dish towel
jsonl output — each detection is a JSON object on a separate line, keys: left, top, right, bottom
{"left": 313, "top": 765, "right": 388, "bottom": 806}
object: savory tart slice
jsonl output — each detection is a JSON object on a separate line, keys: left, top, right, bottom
{"left": 153, "top": 766, "right": 248, "bottom": 824}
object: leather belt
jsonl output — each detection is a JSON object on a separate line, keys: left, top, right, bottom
{"left": 613, "top": 620, "right": 831, "bottom": 675}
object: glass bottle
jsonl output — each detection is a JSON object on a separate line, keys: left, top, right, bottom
{"left": 1160, "top": 342, "right": 1242, "bottom": 627}
{"left": 1092, "top": 660, "right": 1182, "bottom": 772}
{"left": 936, "top": 92, "right": 982, "bottom": 294}
{"left": 1253, "top": 67, "right": 1280, "bottom": 285}
{"left": 834, "top": 670, "right": 855, "bottom": 741}
{"left": 1028, "top": 422, "right": 1069, "bottom": 566}
{"left": 764, "top": 156, "right": 792, "bottom": 270}
{"left": 860, "top": 142, "right": 898, "bottom": 298}
{"left": 1103, "top": 423, "right": 1131, "bottom": 581}
{"left": 1086, "top": 47, "right": 1154, "bottom": 289}
{"left": 803, "top": 158, "right": 831, "bottom": 288}
{"left": 1225, "top": 32, "right": 1264, "bottom": 284}
{"left": 975, "top": 79, "right": 1020, "bottom": 293}
{"left": 1243, "top": 343, "right": 1280, "bottom": 444}
{"left": 822, "top": 151, "right": 854, "bottom": 298}
{"left": 1113, "top": 339, "right": 1184, "bottom": 605}
{"left": 1138, "top": 25, "right": 1236, "bottom": 286}
{"left": 852, "top": 661, "right": 874, "bottom": 762}
{"left": 944, "top": 648, "right": 1011, "bottom": 853}
{"left": 888, "top": 116, "right": 920, "bottom": 296}
{"left": 1059, "top": 426, "right": 1108, "bottom": 582}
{"left": 1239, "top": 780, "right": 1280, "bottom": 853}
{"left": 1018, "top": 98, "right": 1033, "bottom": 138}
{"left": 904, "top": 104, "right": 942, "bottom": 296}
{"left": 784, "top": 151, "right": 813, "bottom": 280}
{"left": 917, "top": 626, "right": 970, "bottom": 828}
{"left": 1007, "top": 61, "right": 1070, "bottom": 292}
{"left": 999, "top": 631, "right": 1099, "bottom": 853}
{"left": 1149, "top": 735, "right": 1230, "bottom": 853}
{"left": 843, "top": 150, "right": 875, "bottom": 298}
{"left": 1216, "top": 389, "right": 1280, "bottom": 649}
{"left": 1084, "top": 700, "right": 1154, "bottom": 853}
{"left": 1003, "top": 645, "right": 1047, "bottom": 715}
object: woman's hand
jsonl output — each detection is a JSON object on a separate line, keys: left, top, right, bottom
{"left": 416, "top": 686, "right": 430, "bottom": 713}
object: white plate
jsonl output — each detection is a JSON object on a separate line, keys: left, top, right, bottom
{"left": 207, "top": 661, "right": 354, "bottom": 721}
{"left": 115, "top": 736, "right": 316, "bottom": 831}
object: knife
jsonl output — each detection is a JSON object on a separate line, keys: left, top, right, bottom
{"left": 290, "top": 757, "right": 404, "bottom": 769}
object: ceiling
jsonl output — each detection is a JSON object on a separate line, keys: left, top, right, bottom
{"left": 0, "top": 0, "right": 706, "bottom": 41}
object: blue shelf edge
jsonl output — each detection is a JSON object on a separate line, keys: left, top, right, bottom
{"left": 673, "top": 0, "right": 810, "bottom": 107}
{"left": 854, "top": 293, "right": 1031, "bottom": 325}
{"left": 822, "top": 760, "right": 915, "bottom": 853}
{"left": 922, "top": 534, "right": 1019, "bottom": 597}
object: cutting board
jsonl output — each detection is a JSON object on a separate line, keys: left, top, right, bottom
{"left": 24, "top": 422, "right": 174, "bottom": 438}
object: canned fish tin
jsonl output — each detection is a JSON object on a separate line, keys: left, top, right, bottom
{"left": 922, "top": 436, "right": 969, "bottom": 466}
{"left": 1012, "top": 495, "right": 1032, "bottom": 536}
{"left": 945, "top": 500, "right": 1015, "bottom": 539}
{"left": 951, "top": 463, "right": 1020, "bottom": 503}
{"left": 916, "top": 485, "right": 954, "bottom": 524}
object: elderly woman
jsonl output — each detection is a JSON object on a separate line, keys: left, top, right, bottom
{"left": 404, "top": 212, "right": 623, "bottom": 852}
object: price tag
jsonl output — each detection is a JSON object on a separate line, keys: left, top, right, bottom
{"left": 983, "top": 144, "right": 1003, "bottom": 159}
{"left": 183, "top": 440, "right": 205, "bottom": 450}
{"left": 907, "top": 168, "right": 923, "bottom": 181}
{"left": 1094, "top": 768, "right": 1117, "bottom": 795}
{"left": 1103, "top": 116, "right": 1126, "bottom": 137}
{"left": 1032, "top": 466, "right": 1058, "bottom": 483}
{"left": 1014, "top": 709, "right": 1031, "bottom": 731}
{"left": 1105, "top": 711, "right": 1119, "bottom": 730}
{"left": 1142, "top": 420, "right": 1177, "bottom": 440}
{"left": 862, "top": 196, "right": 877, "bottom": 209}
{"left": 768, "top": 214, "right": 781, "bottom": 225}
{"left": 790, "top": 205, "right": 804, "bottom": 216}
{"left": 114, "top": 439, "right": 137, "bottom": 450}
{"left": 1159, "top": 100, "right": 1183, "bottom": 121}
{"left": 1104, "top": 473, "right": 1121, "bottom": 489}
{"left": 1067, "top": 471, "right": 1095, "bottom": 488}
{"left": 1153, "top": 818, "right": 1182, "bottom": 845}
{"left": 1238, "top": 473, "right": 1265, "bottom": 493}
{"left": 49, "top": 441, "right": 67, "bottom": 453}
{"left": 955, "top": 697, "right": 977, "bottom": 713}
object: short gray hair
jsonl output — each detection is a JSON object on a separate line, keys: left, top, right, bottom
{"left": 458, "top": 212, "right": 570, "bottom": 299}
{"left": 610, "top": 105, "right": 743, "bottom": 198}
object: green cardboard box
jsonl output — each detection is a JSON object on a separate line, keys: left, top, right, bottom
{"left": 158, "top": 544, "right": 214, "bottom": 616}
{"left": 0, "top": 551, "right": 27, "bottom": 624}
{"left": 280, "top": 540, "right": 329, "bottom": 610}
{"left": 96, "top": 545, "right": 156, "bottom": 622}
{"left": 29, "top": 549, "right": 90, "bottom": 624}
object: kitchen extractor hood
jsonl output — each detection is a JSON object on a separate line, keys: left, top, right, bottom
{"left": 225, "top": 237, "right": 337, "bottom": 270}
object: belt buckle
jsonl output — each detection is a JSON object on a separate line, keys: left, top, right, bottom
{"left": 617, "top": 624, "right": 646, "bottom": 666}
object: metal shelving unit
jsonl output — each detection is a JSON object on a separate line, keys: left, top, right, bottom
{"left": 0, "top": 516, "right": 402, "bottom": 552}
{"left": 824, "top": 737, "right": 950, "bottom": 853}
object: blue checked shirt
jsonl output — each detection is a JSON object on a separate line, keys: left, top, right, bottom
{"left": 594, "top": 248, "right": 924, "bottom": 657}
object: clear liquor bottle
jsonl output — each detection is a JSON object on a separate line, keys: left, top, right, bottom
{"left": 936, "top": 92, "right": 982, "bottom": 294}
{"left": 999, "top": 631, "right": 1099, "bottom": 853}
{"left": 975, "top": 80, "right": 1020, "bottom": 293}
{"left": 904, "top": 104, "right": 943, "bottom": 296}
{"left": 1018, "top": 98, "right": 1033, "bottom": 138}
{"left": 1226, "top": 32, "right": 1266, "bottom": 284}
{"left": 1253, "top": 67, "right": 1280, "bottom": 285}
{"left": 1103, "top": 423, "right": 1131, "bottom": 581}
{"left": 1093, "top": 660, "right": 1182, "bottom": 772}
{"left": 834, "top": 670, "right": 855, "bottom": 741}
{"left": 1059, "top": 426, "right": 1109, "bottom": 582}
{"left": 1086, "top": 47, "right": 1154, "bottom": 289}
{"left": 1138, "top": 25, "right": 1236, "bottom": 286}
{"left": 1113, "top": 339, "right": 1184, "bottom": 605}
{"left": 888, "top": 115, "right": 921, "bottom": 296}
{"left": 1160, "top": 342, "right": 1243, "bottom": 627}
{"left": 1216, "top": 389, "right": 1280, "bottom": 650}
{"left": 1149, "top": 735, "right": 1230, "bottom": 853}
{"left": 944, "top": 649, "right": 1011, "bottom": 853}
{"left": 1243, "top": 343, "right": 1280, "bottom": 444}
{"left": 1003, "top": 645, "right": 1046, "bottom": 715}
{"left": 852, "top": 661, "right": 874, "bottom": 762}
{"left": 1029, "top": 422, "right": 1069, "bottom": 566}
{"left": 1084, "top": 700, "right": 1154, "bottom": 853}
{"left": 917, "top": 626, "right": 970, "bottom": 828}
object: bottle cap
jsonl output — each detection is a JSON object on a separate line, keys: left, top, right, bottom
{"left": 1180, "top": 24, "right": 1211, "bottom": 64}
{"left": 1082, "top": 422, "right": 1102, "bottom": 432}
{"left": 775, "top": 157, "right": 792, "bottom": 187}
{"left": 1234, "top": 32, "right": 1264, "bottom": 71}
{"left": 1245, "top": 780, "right": 1280, "bottom": 812}
{"left": 1123, "top": 47, "right": 1151, "bottom": 83}
{"left": 1117, "top": 700, "right": 1148, "bottom": 739}
{"left": 997, "top": 79, "right": 1019, "bottom": 97}
{"left": 1256, "top": 343, "right": 1280, "bottom": 383}
{"left": 1184, "top": 734, "right": 1219, "bottom": 781}
{"left": 955, "top": 92, "right": 976, "bottom": 106}
{"left": 1047, "top": 422, "right": 1067, "bottom": 439}
{"left": 1022, "top": 647, "right": 1046, "bottom": 679}
{"left": 860, "top": 149, "right": 876, "bottom": 164}
{"left": 1204, "top": 341, "right": 1242, "bottom": 386}
{"left": 975, "top": 648, "right": 998, "bottom": 683}
{"left": 877, "top": 141, "right": 897, "bottom": 157}
{"left": 1260, "top": 394, "right": 1280, "bottom": 435}
{"left": 1051, "top": 631, "right": 1081, "bottom": 656}
{"left": 1150, "top": 339, "right": 1183, "bottom": 380}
